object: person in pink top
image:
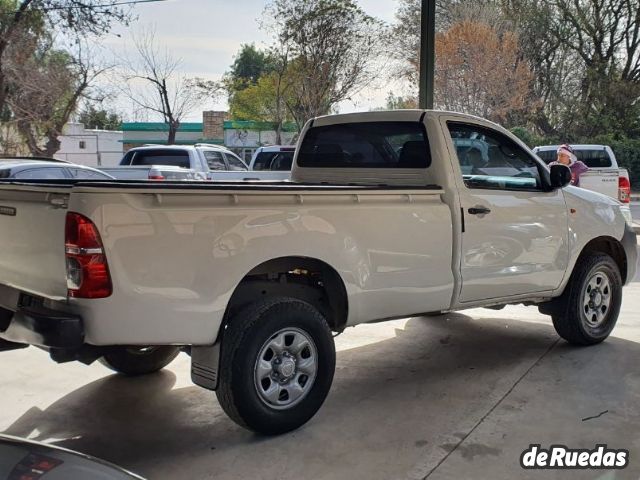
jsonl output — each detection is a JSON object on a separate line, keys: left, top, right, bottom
{"left": 550, "top": 144, "right": 589, "bottom": 187}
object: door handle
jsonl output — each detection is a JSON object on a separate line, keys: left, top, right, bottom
{"left": 468, "top": 207, "right": 491, "bottom": 215}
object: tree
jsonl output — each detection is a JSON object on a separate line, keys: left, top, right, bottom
{"left": 229, "top": 68, "right": 296, "bottom": 144}
{"left": 6, "top": 42, "right": 104, "bottom": 156}
{"left": 391, "top": 0, "right": 509, "bottom": 88}
{"left": 121, "top": 28, "right": 200, "bottom": 145}
{"left": 228, "top": 44, "right": 276, "bottom": 88}
{"left": 0, "top": 0, "right": 132, "bottom": 115}
{"left": 78, "top": 104, "right": 123, "bottom": 130}
{"left": 434, "top": 21, "right": 535, "bottom": 123}
{"left": 371, "top": 92, "right": 418, "bottom": 111}
{"left": 265, "top": 0, "right": 386, "bottom": 128}
{"left": 505, "top": 0, "right": 640, "bottom": 138}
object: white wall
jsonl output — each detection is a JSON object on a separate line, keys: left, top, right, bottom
{"left": 56, "top": 123, "right": 123, "bottom": 167}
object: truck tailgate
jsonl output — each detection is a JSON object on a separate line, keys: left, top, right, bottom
{"left": 580, "top": 170, "right": 619, "bottom": 199}
{"left": 0, "top": 185, "right": 69, "bottom": 300}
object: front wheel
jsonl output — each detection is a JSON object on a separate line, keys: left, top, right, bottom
{"left": 216, "top": 297, "right": 336, "bottom": 435}
{"left": 551, "top": 253, "right": 622, "bottom": 346}
{"left": 99, "top": 346, "right": 181, "bottom": 376}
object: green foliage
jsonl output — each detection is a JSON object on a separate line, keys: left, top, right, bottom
{"left": 78, "top": 104, "right": 122, "bottom": 130}
{"left": 230, "top": 73, "right": 285, "bottom": 122}
{"left": 228, "top": 44, "right": 276, "bottom": 89}
{"left": 510, "top": 127, "right": 547, "bottom": 149}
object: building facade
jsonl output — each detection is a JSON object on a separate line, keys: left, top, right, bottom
{"left": 56, "top": 123, "right": 123, "bottom": 167}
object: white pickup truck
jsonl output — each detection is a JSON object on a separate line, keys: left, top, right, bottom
{"left": 0, "top": 111, "right": 636, "bottom": 435}
{"left": 533, "top": 144, "right": 633, "bottom": 224}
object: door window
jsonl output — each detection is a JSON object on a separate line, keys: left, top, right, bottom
{"left": 202, "top": 151, "right": 227, "bottom": 171}
{"left": 225, "top": 153, "right": 249, "bottom": 171}
{"left": 68, "top": 168, "right": 112, "bottom": 180}
{"left": 448, "top": 123, "right": 543, "bottom": 191}
{"left": 14, "top": 167, "right": 68, "bottom": 179}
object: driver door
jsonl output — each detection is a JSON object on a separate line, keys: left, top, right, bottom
{"left": 446, "top": 121, "right": 570, "bottom": 303}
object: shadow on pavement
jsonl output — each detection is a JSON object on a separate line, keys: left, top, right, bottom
{"left": 2, "top": 313, "right": 639, "bottom": 479}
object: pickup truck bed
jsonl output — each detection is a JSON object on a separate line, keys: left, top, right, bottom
{"left": 0, "top": 110, "right": 636, "bottom": 436}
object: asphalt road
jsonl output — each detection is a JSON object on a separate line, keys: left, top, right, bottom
{"left": 2, "top": 259, "right": 640, "bottom": 479}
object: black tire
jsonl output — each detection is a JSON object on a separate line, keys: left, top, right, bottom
{"left": 551, "top": 253, "right": 622, "bottom": 346}
{"left": 99, "top": 346, "right": 181, "bottom": 376}
{"left": 216, "top": 297, "right": 336, "bottom": 435}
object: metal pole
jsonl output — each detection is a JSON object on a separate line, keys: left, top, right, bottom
{"left": 418, "top": 0, "right": 436, "bottom": 109}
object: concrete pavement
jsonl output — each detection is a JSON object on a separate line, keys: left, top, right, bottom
{"left": 1, "top": 268, "right": 640, "bottom": 479}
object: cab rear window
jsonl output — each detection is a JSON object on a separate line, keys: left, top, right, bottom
{"left": 297, "top": 122, "right": 431, "bottom": 169}
{"left": 130, "top": 150, "right": 191, "bottom": 169}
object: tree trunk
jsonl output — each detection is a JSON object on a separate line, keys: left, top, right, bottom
{"left": 44, "top": 133, "right": 61, "bottom": 158}
{"left": 167, "top": 121, "right": 179, "bottom": 145}
{"left": 275, "top": 121, "right": 282, "bottom": 145}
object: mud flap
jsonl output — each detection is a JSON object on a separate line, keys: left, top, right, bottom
{"left": 191, "top": 342, "right": 221, "bottom": 391}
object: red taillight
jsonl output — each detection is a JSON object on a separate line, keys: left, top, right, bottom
{"left": 148, "top": 174, "right": 165, "bottom": 181}
{"left": 65, "top": 212, "right": 112, "bottom": 299}
{"left": 619, "top": 176, "right": 631, "bottom": 204}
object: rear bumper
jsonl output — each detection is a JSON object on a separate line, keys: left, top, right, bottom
{"left": 0, "top": 305, "right": 84, "bottom": 349}
{"left": 622, "top": 222, "right": 638, "bottom": 285}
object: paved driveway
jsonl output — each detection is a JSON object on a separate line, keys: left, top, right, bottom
{"left": 1, "top": 264, "right": 640, "bottom": 479}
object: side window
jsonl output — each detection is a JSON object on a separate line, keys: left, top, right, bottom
{"left": 225, "top": 153, "right": 249, "bottom": 171}
{"left": 203, "top": 151, "right": 227, "bottom": 171}
{"left": 253, "top": 152, "right": 277, "bottom": 171}
{"left": 448, "top": 122, "right": 543, "bottom": 191}
{"left": 297, "top": 122, "right": 431, "bottom": 169}
{"left": 68, "top": 168, "right": 110, "bottom": 180}
{"left": 120, "top": 151, "right": 135, "bottom": 165}
{"left": 271, "top": 152, "right": 294, "bottom": 171}
{"left": 14, "top": 167, "right": 67, "bottom": 179}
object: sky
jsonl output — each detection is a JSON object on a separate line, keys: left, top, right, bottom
{"left": 98, "top": 0, "right": 406, "bottom": 122}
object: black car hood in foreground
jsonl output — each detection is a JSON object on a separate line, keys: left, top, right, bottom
{"left": 0, "top": 435, "right": 144, "bottom": 480}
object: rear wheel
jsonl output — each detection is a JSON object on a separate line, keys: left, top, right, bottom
{"left": 551, "top": 254, "right": 622, "bottom": 346}
{"left": 216, "top": 297, "right": 335, "bottom": 435}
{"left": 100, "top": 346, "right": 181, "bottom": 376}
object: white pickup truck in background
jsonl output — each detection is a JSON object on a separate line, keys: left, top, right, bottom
{"left": 248, "top": 145, "right": 295, "bottom": 181}
{"left": 533, "top": 144, "right": 633, "bottom": 224}
{"left": 0, "top": 111, "right": 636, "bottom": 435}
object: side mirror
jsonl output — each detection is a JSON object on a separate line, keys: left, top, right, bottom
{"left": 549, "top": 164, "right": 572, "bottom": 189}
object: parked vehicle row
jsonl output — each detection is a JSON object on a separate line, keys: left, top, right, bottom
{"left": 0, "top": 110, "right": 636, "bottom": 436}
{"left": 106, "top": 144, "right": 292, "bottom": 181}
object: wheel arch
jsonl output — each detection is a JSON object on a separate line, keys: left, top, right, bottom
{"left": 224, "top": 256, "right": 349, "bottom": 333}
{"left": 576, "top": 236, "right": 627, "bottom": 283}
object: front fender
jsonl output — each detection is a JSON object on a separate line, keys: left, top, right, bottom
{"left": 555, "top": 187, "right": 631, "bottom": 293}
